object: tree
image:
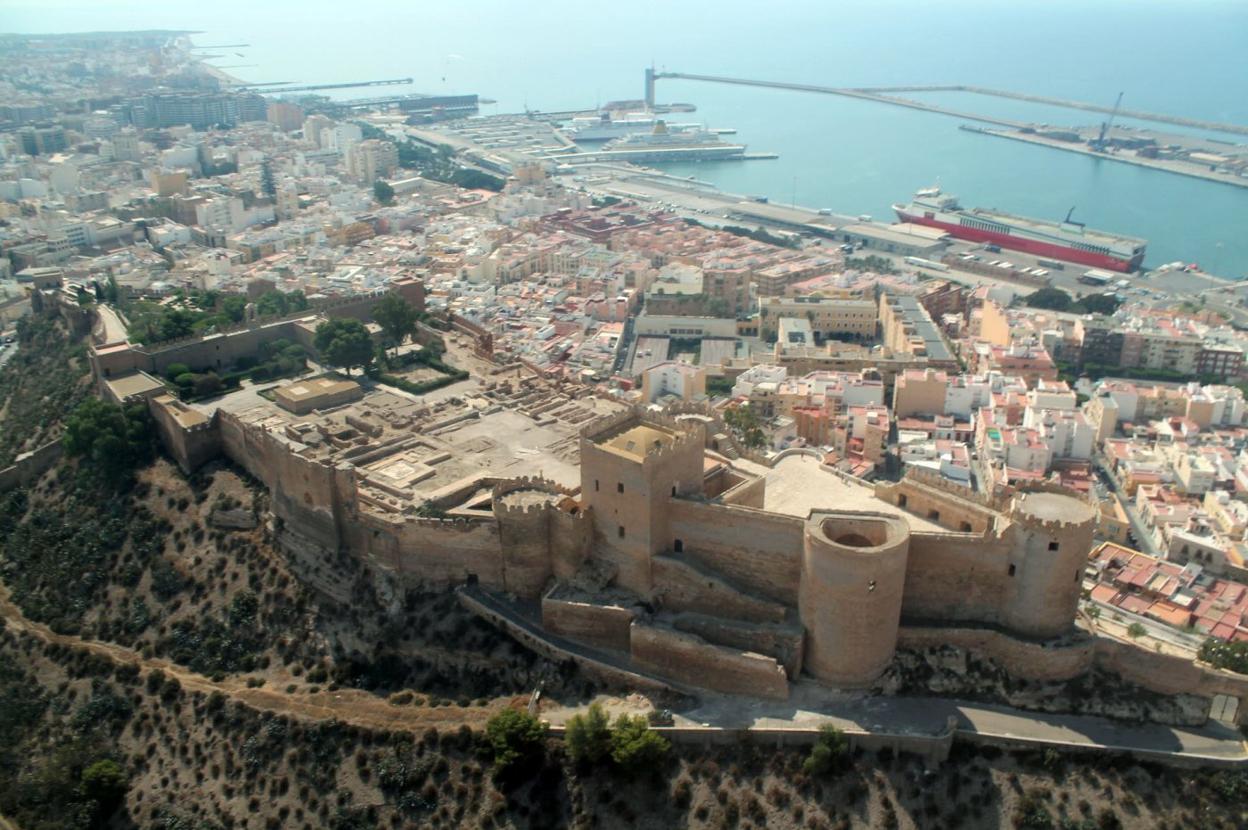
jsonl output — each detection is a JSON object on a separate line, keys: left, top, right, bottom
{"left": 1126, "top": 622, "right": 1147, "bottom": 639}
{"left": 609, "top": 713, "right": 670, "bottom": 774}
{"left": 803, "top": 724, "right": 849, "bottom": 776}
{"left": 63, "top": 399, "right": 155, "bottom": 484}
{"left": 1198, "top": 638, "right": 1248, "bottom": 674}
{"left": 164, "top": 363, "right": 190, "bottom": 381}
{"left": 314, "top": 318, "right": 374, "bottom": 375}
{"left": 221, "top": 295, "right": 248, "bottom": 323}
{"left": 724, "top": 404, "right": 767, "bottom": 449}
{"left": 373, "top": 179, "right": 395, "bottom": 206}
{"left": 81, "top": 759, "right": 128, "bottom": 819}
{"left": 192, "top": 372, "right": 224, "bottom": 398}
{"left": 260, "top": 160, "right": 276, "bottom": 198}
{"left": 1024, "top": 288, "right": 1075, "bottom": 312}
{"left": 372, "top": 294, "right": 418, "bottom": 355}
{"left": 1078, "top": 293, "right": 1122, "bottom": 315}
{"left": 485, "top": 709, "right": 547, "bottom": 778}
{"left": 565, "top": 703, "right": 612, "bottom": 765}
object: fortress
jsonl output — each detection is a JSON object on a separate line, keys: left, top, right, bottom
{"left": 122, "top": 356, "right": 1248, "bottom": 721}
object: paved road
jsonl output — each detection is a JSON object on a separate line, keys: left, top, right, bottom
{"left": 95, "top": 304, "right": 128, "bottom": 345}
{"left": 675, "top": 684, "right": 1247, "bottom": 762}
{"left": 1093, "top": 458, "right": 1159, "bottom": 555}
{"left": 477, "top": 586, "right": 1247, "bottom": 764}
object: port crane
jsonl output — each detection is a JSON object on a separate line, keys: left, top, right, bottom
{"left": 238, "top": 78, "right": 414, "bottom": 95}
{"left": 1091, "top": 91, "right": 1124, "bottom": 152}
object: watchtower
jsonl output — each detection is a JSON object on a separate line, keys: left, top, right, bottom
{"left": 579, "top": 409, "right": 705, "bottom": 595}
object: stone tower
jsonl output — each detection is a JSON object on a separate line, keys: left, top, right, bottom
{"left": 579, "top": 409, "right": 706, "bottom": 596}
{"left": 799, "top": 511, "right": 910, "bottom": 687}
{"left": 1002, "top": 488, "right": 1097, "bottom": 639}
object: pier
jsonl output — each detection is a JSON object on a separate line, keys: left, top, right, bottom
{"left": 648, "top": 70, "right": 1248, "bottom": 137}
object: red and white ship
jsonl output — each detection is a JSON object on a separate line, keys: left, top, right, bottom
{"left": 893, "top": 188, "right": 1146, "bottom": 273}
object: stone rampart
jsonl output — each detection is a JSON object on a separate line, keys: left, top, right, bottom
{"left": 457, "top": 588, "right": 673, "bottom": 693}
{"left": 0, "top": 441, "right": 62, "bottom": 493}
{"left": 901, "top": 531, "right": 1013, "bottom": 627}
{"left": 667, "top": 499, "right": 804, "bottom": 605}
{"left": 353, "top": 510, "right": 507, "bottom": 591}
{"left": 652, "top": 554, "right": 788, "bottom": 624}
{"left": 629, "top": 621, "right": 790, "bottom": 700}
{"left": 149, "top": 396, "right": 220, "bottom": 473}
{"left": 897, "top": 626, "right": 1094, "bottom": 683}
{"left": 541, "top": 592, "right": 638, "bottom": 652}
{"left": 899, "top": 624, "right": 1248, "bottom": 726}
{"left": 671, "top": 612, "right": 804, "bottom": 677}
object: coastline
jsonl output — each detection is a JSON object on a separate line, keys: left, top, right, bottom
{"left": 179, "top": 34, "right": 250, "bottom": 87}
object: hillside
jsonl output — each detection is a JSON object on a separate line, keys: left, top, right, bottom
{"left": 0, "top": 319, "right": 1245, "bottom": 829}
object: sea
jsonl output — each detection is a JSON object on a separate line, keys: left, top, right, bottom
{"left": 7, "top": 0, "right": 1248, "bottom": 275}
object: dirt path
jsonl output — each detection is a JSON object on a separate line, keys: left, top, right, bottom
{"left": 0, "top": 584, "right": 510, "bottom": 733}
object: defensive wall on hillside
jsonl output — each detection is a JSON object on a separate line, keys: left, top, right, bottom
{"left": 88, "top": 279, "right": 425, "bottom": 383}
{"left": 125, "top": 382, "right": 1248, "bottom": 724}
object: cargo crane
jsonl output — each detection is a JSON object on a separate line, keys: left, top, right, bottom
{"left": 1091, "top": 91, "right": 1124, "bottom": 152}
{"left": 239, "top": 78, "right": 414, "bottom": 95}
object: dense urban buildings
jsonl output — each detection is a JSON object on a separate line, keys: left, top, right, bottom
{"left": 5, "top": 32, "right": 1248, "bottom": 815}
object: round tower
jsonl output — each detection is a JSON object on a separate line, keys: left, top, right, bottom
{"left": 799, "top": 512, "right": 910, "bottom": 687}
{"left": 1002, "top": 489, "right": 1097, "bottom": 639}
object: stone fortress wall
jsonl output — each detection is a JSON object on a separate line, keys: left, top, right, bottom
{"left": 141, "top": 390, "right": 1248, "bottom": 722}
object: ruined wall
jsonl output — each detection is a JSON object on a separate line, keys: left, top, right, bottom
{"left": 651, "top": 554, "right": 788, "bottom": 624}
{"left": 901, "top": 532, "right": 1012, "bottom": 626}
{"left": 630, "top": 621, "right": 790, "bottom": 700}
{"left": 667, "top": 499, "right": 804, "bottom": 605}
{"left": 541, "top": 594, "right": 637, "bottom": 652}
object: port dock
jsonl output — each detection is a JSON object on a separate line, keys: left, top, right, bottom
{"left": 960, "top": 126, "right": 1248, "bottom": 190}
{"left": 648, "top": 70, "right": 1248, "bottom": 137}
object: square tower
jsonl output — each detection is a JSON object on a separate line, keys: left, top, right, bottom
{"left": 580, "top": 410, "right": 705, "bottom": 595}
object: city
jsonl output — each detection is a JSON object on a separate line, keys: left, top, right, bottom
{"left": 1, "top": 17, "right": 1248, "bottom": 830}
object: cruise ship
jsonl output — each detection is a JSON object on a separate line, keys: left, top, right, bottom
{"left": 563, "top": 112, "right": 702, "bottom": 142}
{"left": 589, "top": 121, "right": 748, "bottom": 163}
{"left": 893, "top": 188, "right": 1147, "bottom": 272}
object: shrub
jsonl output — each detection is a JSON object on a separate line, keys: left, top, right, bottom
{"left": 803, "top": 724, "right": 849, "bottom": 776}
{"left": 565, "top": 702, "right": 611, "bottom": 765}
{"left": 81, "top": 758, "right": 129, "bottom": 815}
{"left": 484, "top": 708, "right": 547, "bottom": 777}
{"left": 609, "top": 713, "right": 670, "bottom": 774}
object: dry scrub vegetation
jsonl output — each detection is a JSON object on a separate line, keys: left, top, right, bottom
{"left": 2, "top": 320, "right": 1247, "bottom": 828}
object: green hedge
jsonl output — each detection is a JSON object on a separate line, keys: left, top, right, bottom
{"left": 372, "top": 369, "right": 469, "bottom": 396}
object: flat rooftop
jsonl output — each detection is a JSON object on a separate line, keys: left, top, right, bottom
{"left": 277, "top": 376, "right": 361, "bottom": 402}
{"left": 764, "top": 455, "right": 945, "bottom": 533}
{"left": 104, "top": 371, "right": 166, "bottom": 401}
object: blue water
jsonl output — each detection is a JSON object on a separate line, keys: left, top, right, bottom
{"left": 6, "top": 0, "right": 1247, "bottom": 274}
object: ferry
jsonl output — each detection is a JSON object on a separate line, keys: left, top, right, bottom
{"left": 893, "top": 188, "right": 1146, "bottom": 272}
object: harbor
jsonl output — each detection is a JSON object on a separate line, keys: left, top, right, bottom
{"left": 960, "top": 125, "right": 1248, "bottom": 191}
